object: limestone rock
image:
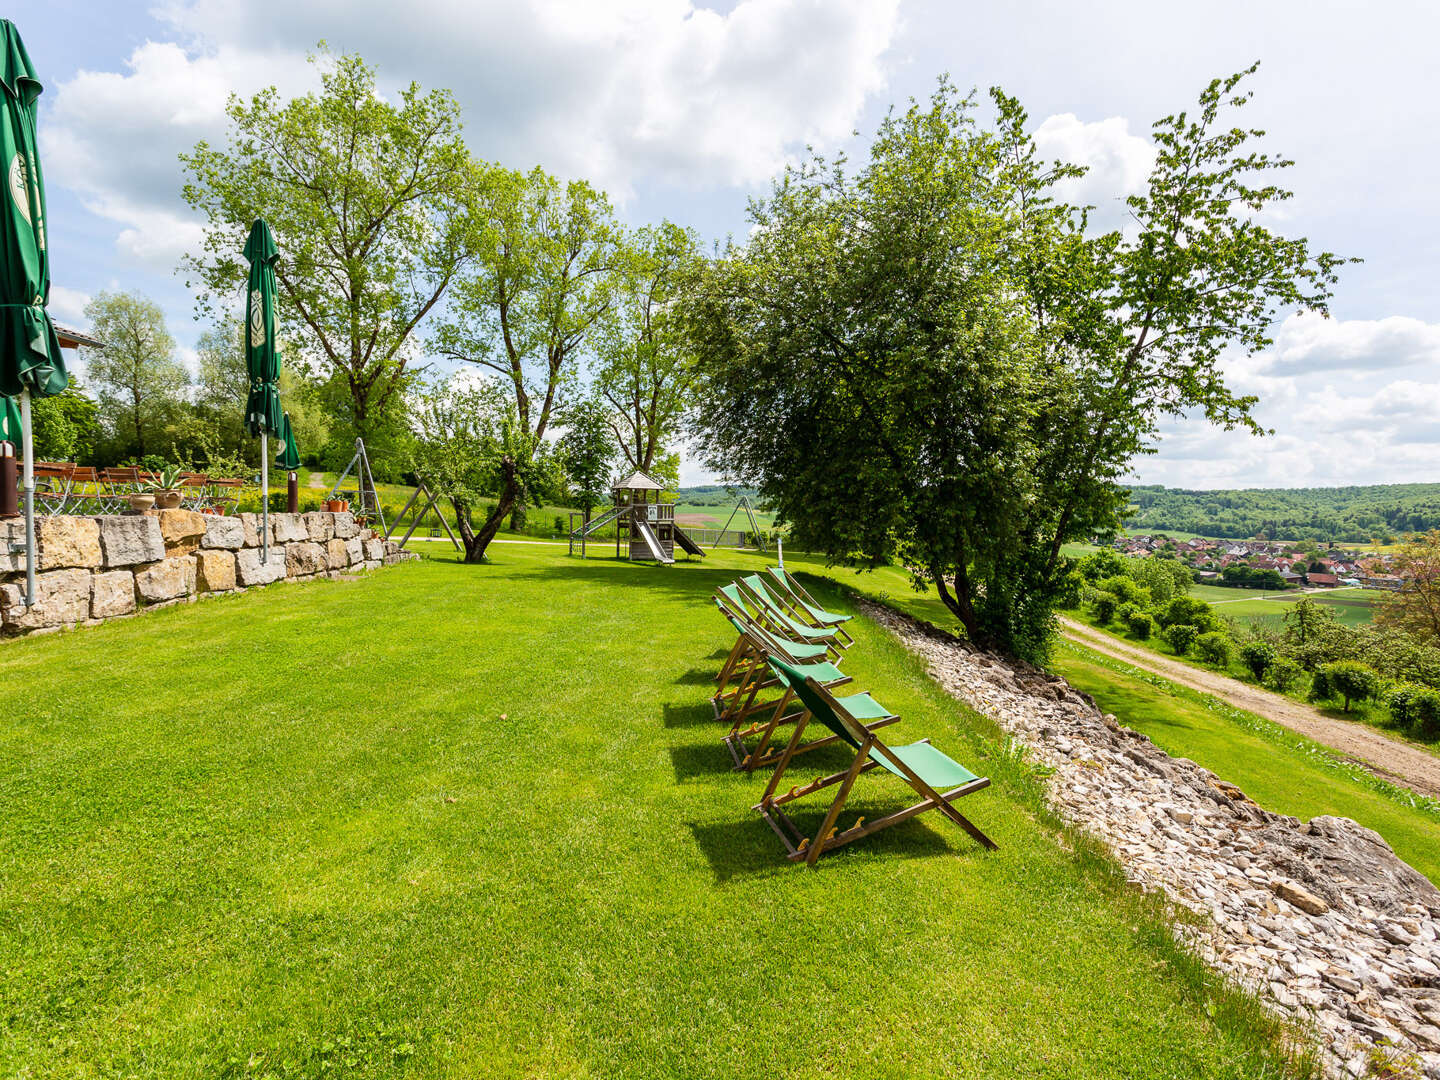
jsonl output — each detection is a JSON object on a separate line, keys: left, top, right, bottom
{"left": 0, "top": 568, "right": 91, "bottom": 630}
{"left": 364, "top": 538, "right": 384, "bottom": 562}
{"left": 201, "top": 514, "right": 245, "bottom": 550}
{"left": 134, "top": 556, "right": 196, "bottom": 604}
{"left": 0, "top": 519, "right": 22, "bottom": 573}
{"left": 325, "top": 538, "right": 350, "bottom": 569}
{"left": 240, "top": 513, "right": 266, "bottom": 548}
{"left": 195, "top": 549, "right": 236, "bottom": 593}
{"left": 235, "top": 546, "right": 286, "bottom": 587}
{"left": 99, "top": 515, "right": 164, "bottom": 568}
{"left": 285, "top": 541, "right": 326, "bottom": 577}
{"left": 90, "top": 570, "right": 136, "bottom": 618}
{"left": 1272, "top": 880, "right": 1330, "bottom": 916}
{"left": 332, "top": 511, "right": 358, "bottom": 539}
{"left": 270, "top": 513, "right": 308, "bottom": 543}
{"left": 303, "top": 512, "right": 334, "bottom": 542}
{"left": 344, "top": 538, "right": 364, "bottom": 565}
{"left": 157, "top": 509, "right": 206, "bottom": 554}
{"left": 37, "top": 516, "right": 101, "bottom": 569}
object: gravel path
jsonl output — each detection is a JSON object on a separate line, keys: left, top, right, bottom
{"left": 1058, "top": 615, "right": 1440, "bottom": 801}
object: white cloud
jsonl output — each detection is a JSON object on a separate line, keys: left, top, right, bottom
{"left": 47, "top": 284, "right": 91, "bottom": 326}
{"left": 1136, "top": 313, "right": 1440, "bottom": 488}
{"left": 44, "top": 0, "right": 900, "bottom": 272}
{"left": 1030, "top": 113, "right": 1155, "bottom": 231}
{"left": 1255, "top": 312, "right": 1440, "bottom": 375}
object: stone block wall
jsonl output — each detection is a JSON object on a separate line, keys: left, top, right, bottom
{"left": 0, "top": 510, "right": 417, "bottom": 638}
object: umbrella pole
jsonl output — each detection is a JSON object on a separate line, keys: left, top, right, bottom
{"left": 261, "top": 433, "right": 269, "bottom": 564}
{"left": 20, "top": 389, "right": 34, "bottom": 606}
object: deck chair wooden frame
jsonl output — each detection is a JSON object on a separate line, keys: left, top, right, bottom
{"left": 711, "top": 583, "right": 836, "bottom": 708}
{"left": 711, "top": 602, "right": 893, "bottom": 771}
{"left": 766, "top": 566, "right": 855, "bottom": 646}
{"left": 756, "top": 660, "right": 996, "bottom": 867}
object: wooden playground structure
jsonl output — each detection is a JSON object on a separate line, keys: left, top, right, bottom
{"left": 568, "top": 471, "right": 706, "bottom": 563}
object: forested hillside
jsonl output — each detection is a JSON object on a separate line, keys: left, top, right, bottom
{"left": 1124, "top": 484, "right": 1440, "bottom": 542}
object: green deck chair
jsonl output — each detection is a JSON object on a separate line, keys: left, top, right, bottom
{"left": 711, "top": 606, "right": 880, "bottom": 770}
{"left": 712, "top": 583, "right": 832, "bottom": 704}
{"left": 757, "top": 655, "right": 996, "bottom": 866}
{"left": 738, "top": 574, "right": 847, "bottom": 650}
{"left": 767, "top": 566, "right": 855, "bottom": 646}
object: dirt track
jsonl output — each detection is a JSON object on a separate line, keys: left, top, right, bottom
{"left": 1058, "top": 615, "right": 1440, "bottom": 800}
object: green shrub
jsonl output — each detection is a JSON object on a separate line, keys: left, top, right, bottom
{"left": 1157, "top": 595, "right": 1216, "bottom": 633}
{"left": 1058, "top": 568, "right": 1085, "bottom": 609}
{"left": 1127, "top": 611, "right": 1154, "bottom": 640}
{"left": 1388, "top": 684, "right": 1420, "bottom": 729}
{"left": 1116, "top": 602, "right": 1139, "bottom": 627}
{"left": 1100, "top": 575, "right": 1149, "bottom": 607}
{"left": 1311, "top": 660, "right": 1379, "bottom": 713}
{"left": 1412, "top": 688, "right": 1440, "bottom": 741}
{"left": 1092, "top": 592, "right": 1118, "bottom": 625}
{"left": 1194, "top": 631, "right": 1233, "bottom": 668}
{"left": 1266, "top": 656, "right": 1304, "bottom": 693}
{"left": 1239, "top": 641, "right": 1276, "bottom": 683}
{"left": 1164, "top": 623, "right": 1198, "bottom": 656}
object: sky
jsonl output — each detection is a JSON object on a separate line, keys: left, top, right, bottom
{"left": 22, "top": 0, "right": 1440, "bottom": 489}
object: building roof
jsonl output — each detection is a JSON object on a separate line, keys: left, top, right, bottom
{"left": 1306, "top": 573, "right": 1339, "bottom": 585}
{"left": 54, "top": 323, "right": 105, "bottom": 350}
{"left": 612, "top": 470, "right": 663, "bottom": 491}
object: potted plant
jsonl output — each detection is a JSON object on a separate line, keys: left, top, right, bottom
{"left": 149, "top": 465, "right": 185, "bottom": 510}
{"left": 127, "top": 490, "right": 155, "bottom": 512}
{"left": 326, "top": 498, "right": 350, "bottom": 513}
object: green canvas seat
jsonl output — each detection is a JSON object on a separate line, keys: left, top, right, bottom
{"left": 710, "top": 601, "right": 882, "bottom": 771}
{"left": 756, "top": 654, "right": 996, "bottom": 866}
{"left": 769, "top": 566, "right": 853, "bottom": 627}
{"left": 739, "top": 574, "right": 843, "bottom": 646}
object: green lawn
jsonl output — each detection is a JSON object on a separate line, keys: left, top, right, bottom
{"left": 0, "top": 547, "right": 1306, "bottom": 1078}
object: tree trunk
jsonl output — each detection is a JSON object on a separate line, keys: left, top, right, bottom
{"left": 509, "top": 492, "right": 527, "bottom": 532}
{"left": 453, "top": 457, "right": 516, "bottom": 564}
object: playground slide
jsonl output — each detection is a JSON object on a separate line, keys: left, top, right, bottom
{"left": 672, "top": 524, "right": 706, "bottom": 557}
{"left": 633, "top": 518, "right": 675, "bottom": 564}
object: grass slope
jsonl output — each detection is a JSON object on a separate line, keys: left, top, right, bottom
{"left": 0, "top": 548, "right": 1300, "bottom": 1079}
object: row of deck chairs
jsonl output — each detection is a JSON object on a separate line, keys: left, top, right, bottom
{"left": 31, "top": 463, "right": 245, "bottom": 516}
{"left": 711, "top": 567, "right": 997, "bottom": 867}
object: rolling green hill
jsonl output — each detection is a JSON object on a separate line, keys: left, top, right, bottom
{"left": 1123, "top": 482, "right": 1440, "bottom": 543}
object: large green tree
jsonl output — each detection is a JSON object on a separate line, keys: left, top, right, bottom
{"left": 559, "top": 395, "right": 617, "bottom": 523}
{"left": 595, "top": 222, "right": 704, "bottom": 486}
{"left": 181, "top": 50, "right": 473, "bottom": 442}
{"left": 30, "top": 383, "right": 100, "bottom": 463}
{"left": 687, "top": 70, "right": 1348, "bottom": 660}
{"left": 80, "top": 291, "right": 189, "bottom": 461}
{"left": 434, "top": 167, "right": 620, "bottom": 562}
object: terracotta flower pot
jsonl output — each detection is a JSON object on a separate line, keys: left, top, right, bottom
{"left": 154, "top": 490, "right": 183, "bottom": 509}
{"left": 127, "top": 493, "right": 155, "bottom": 512}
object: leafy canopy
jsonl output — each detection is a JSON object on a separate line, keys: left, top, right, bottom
{"left": 686, "top": 69, "right": 1348, "bottom": 660}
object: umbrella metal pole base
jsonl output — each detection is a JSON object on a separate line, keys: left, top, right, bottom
{"left": 21, "top": 390, "right": 34, "bottom": 606}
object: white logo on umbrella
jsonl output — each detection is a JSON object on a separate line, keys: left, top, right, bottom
{"left": 249, "top": 289, "right": 266, "bottom": 349}
{"left": 9, "top": 153, "right": 31, "bottom": 226}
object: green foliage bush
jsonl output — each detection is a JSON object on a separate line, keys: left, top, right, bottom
{"left": 1156, "top": 595, "right": 1216, "bottom": 633}
{"left": 1099, "top": 575, "right": 1149, "bottom": 607}
{"left": 1266, "top": 656, "right": 1304, "bottom": 693}
{"left": 1239, "top": 641, "right": 1276, "bottom": 683}
{"left": 1194, "top": 631, "right": 1233, "bottom": 668}
{"left": 1127, "top": 611, "right": 1154, "bottom": 640}
{"left": 1077, "top": 550, "right": 1124, "bottom": 582}
{"left": 1164, "top": 623, "right": 1198, "bottom": 656}
{"left": 1310, "top": 660, "right": 1378, "bottom": 713}
{"left": 1413, "top": 689, "right": 1440, "bottom": 740}
{"left": 1092, "top": 593, "right": 1118, "bottom": 626}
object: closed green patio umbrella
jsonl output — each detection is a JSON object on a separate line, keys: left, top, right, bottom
{"left": 0, "top": 20, "right": 68, "bottom": 604}
{"left": 243, "top": 218, "right": 283, "bottom": 561}
{"left": 275, "top": 411, "right": 299, "bottom": 470}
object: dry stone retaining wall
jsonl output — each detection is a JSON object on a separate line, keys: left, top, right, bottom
{"left": 0, "top": 510, "right": 416, "bottom": 638}
{"left": 863, "top": 600, "right": 1440, "bottom": 1080}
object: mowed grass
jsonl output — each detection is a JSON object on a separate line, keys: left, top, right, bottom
{"left": 1049, "top": 644, "right": 1440, "bottom": 886}
{"left": 0, "top": 547, "right": 1306, "bottom": 1079}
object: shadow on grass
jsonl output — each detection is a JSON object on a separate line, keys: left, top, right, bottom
{"left": 669, "top": 742, "right": 736, "bottom": 780}
{"left": 688, "top": 801, "right": 967, "bottom": 883}
{"left": 663, "top": 702, "right": 717, "bottom": 729}
{"left": 674, "top": 668, "right": 723, "bottom": 687}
